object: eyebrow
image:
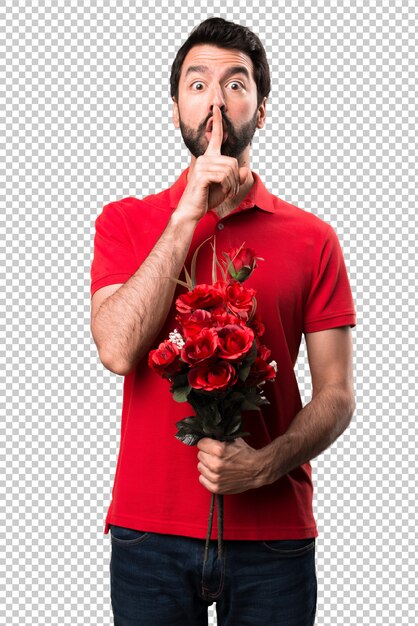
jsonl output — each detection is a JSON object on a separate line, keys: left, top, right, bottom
{"left": 184, "top": 64, "right": 251, "bottom": 82}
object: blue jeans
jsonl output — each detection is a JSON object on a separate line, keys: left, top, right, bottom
{"left": 109, "top": 524, "right": 317, "bottom": 625}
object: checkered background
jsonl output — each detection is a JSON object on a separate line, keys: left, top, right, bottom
{"left": 1, "top": 0, "right": 416, "bottom": 624}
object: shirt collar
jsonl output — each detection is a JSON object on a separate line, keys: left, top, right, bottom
{"left": 168, "top": 166, "right": 276, "bottom": 214}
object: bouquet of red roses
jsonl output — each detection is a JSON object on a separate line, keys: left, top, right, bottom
{"left": 148, "top": 237, "right": 277, "bottom": 561}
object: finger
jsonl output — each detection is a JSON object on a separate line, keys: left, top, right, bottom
{"left": 197, "top": 437, "right": 213, "bottom": 451}
{"left": 227, "top": 166, "right": 247, "bottom": 199}
{"left": 205, "top": 105, "right": 223, "bottom": 155}
{"left": 239, "top": 166, "right": 250, "bottom": 185}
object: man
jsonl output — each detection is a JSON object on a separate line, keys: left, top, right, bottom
{"left": 90, "top": 17, "right": 356, "bottom": 626}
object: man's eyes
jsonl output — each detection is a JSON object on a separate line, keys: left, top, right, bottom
{"left": 228, "top": 82, "right": 244, "bottom": 90}
{"left": 190, "top": 81, "right": 244, "bottom": 91}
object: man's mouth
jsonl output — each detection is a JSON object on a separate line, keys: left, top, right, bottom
{"left": 205, "top": 119, "right": 228, "bottom": 143}
{"left": 205, "top": 129, "right": 228, "bottom": 143}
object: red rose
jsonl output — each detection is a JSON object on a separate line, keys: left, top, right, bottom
{"left": 177, "top": 309, "right": 213, "bottom": 338}
{"left": 181, "top": 327, "right": 220, "bottom": 366}
{"left": 148, "top": 340, "right": 181, "bottom": 377}
{"left": 224, "top": 282, "right": 256, "bottom": 320}
{"left": 249, "top": 312, "right": 265, "bottom": 338}
{"left": 245, "top": 357, "right": 276, "bottom": 386}
{"left": 176, "top": 284, "right": 223, "bottom": 314}
{"left": 188, "top": 360, "right": 238, "bottom": 391}
{"left": 217, "top": 324, "right": 254, "bottom": 360}
{"left": 225, "top": 246, "right": 258, "bottom": 282}
{"left": 211, "top": 307, "right": 243, "bottom": 328}
{"left": 257, "top": 344, "right": 271, "bottom": 361}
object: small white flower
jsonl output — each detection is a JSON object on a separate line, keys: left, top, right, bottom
{"left": 168, "top": 329, "right": 185, "bottom": 349}
{"left": 269, "top": 360, "right": 278, "bottom": 372}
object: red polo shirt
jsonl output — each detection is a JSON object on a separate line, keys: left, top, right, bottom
{"left": 91, "top": 166, "right": 356, "bottom": 540}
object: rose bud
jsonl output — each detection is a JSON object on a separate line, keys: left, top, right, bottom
{"left": 257, "top": 344, "right": 272, "bottom": 361}
{"left": 224, "top": 246, "right": 261, "bottom": 283}
{"left": 249, "top": 312, "right": 265, "bottom": 337}
{"left": 245, "top": 357, "right": 277, "bottom": 386}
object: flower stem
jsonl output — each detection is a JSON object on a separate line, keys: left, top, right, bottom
{"left": 204, "top": 493, "right": 215, "bottom": 564}
{"left": 217, "top": 493, "right": 224, "bottom": 559}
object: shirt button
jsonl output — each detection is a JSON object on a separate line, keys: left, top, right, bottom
{"left": 217, "top": 222, "right": 224, "bottom": 230}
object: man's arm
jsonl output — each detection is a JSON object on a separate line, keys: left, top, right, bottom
{"left": 91, "top": 105, "right": 247, "bottom": 377}
{"left": 91, "top": 212, "right": 197, "bottom": 376}
{"left": 197, "top": 326, "right": 355, "bottom": 494}
{"left": 257, "top": 325, "right": 355, "bottom": 485}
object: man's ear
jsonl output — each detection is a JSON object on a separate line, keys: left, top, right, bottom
{"left": 256, "top": 97, "right": 267, "bottom": 129}
{"left": 172, "top": 97, "right": 180, "bottom": 129}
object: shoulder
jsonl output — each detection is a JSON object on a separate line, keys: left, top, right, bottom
{"left": 95, "top": 189, "right": 173, "bottom": 226}
{"left": 269, "top": 191, "right": 334, "bottom": 243}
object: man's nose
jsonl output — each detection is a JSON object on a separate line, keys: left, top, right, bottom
{"left": 209, "top": 86, "right": 227, "bottom": 113}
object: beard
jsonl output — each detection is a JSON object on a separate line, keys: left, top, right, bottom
{"left": 178, "top": 107, "right": 259, "bottom": 158}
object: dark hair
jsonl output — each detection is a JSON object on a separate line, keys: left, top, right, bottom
{"left": 170, "top": 17, "right": 271, "bottom": 108}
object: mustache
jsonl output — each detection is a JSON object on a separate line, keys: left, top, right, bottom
{"left": 201, "top": 113, "right": 231, "bottom": 132}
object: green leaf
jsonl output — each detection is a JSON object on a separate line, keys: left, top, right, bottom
{"left": 210, "top": 238, "right": 218, "bottom": 284}
{"left": 223, "top": 415, "right": 243, "bottom": 435}
{"left": 175, "top": 431, "right": 202, "bottom": 446}
{"left": 247, "top": 296, "right": 257, "bottom": 323}
{"left": 175, "top": 416, "right": 207, "bottom": 446}
{"left": 236, "top": 266, "right": 253, "bottom": 283}
{"left": 215, "top": 257, "right": 227, "bottom": 282}
{"left": 237, "top": 340, "right": 258, "bottom": 381}
{"left": 219, "top": 431, "right": 250, "bottom": 441}
{"left": 168, "top": 276, "right": 192, "bottom": 289}
{"left": 179, "top": 415, "right": 204, "bottom": 429}
{"left": 240, "top": 387, "right": 271, "bottom": 410}
{"left": 183, "top": 265, "right": 193, "bottom": 290}
{"left": 173, "top": 385, "right": 191, "bottom": 402}
{"left": 190, "top": 235, "right": 213, "bottom": 288}
{"left": 170, "top": 373, "right": 189, "bottom": 390}
{"left": 240, "top": 397, "right": 262, "bottom": 410}
{"left": 238, "top": 362, "right": 252, "bottom": 382}
{"left": 221, "top": 252, "right": 237, "bottom": 279}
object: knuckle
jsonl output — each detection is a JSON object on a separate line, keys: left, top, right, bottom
{"left": 212, "top": 459, "right": 222, "bottom": 473}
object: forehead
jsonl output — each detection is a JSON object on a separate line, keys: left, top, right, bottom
{"left": 180, "top": 44, "right": 255, "bottom": 81}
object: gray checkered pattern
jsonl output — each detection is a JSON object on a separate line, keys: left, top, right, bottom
{"left": 2, "top": 0, "right": 416, "bottom": 624}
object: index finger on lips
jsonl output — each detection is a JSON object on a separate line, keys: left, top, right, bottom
{"left": 204, "top": 105, "right": 223, "bottom": 155}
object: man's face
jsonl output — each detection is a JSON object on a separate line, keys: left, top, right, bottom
{"left": 173, "top": 44, "right": 266, "bottom": 159}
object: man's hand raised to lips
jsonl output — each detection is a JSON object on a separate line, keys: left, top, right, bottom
{"left": 173, "top": 105, "right": 250, "bottom": 223}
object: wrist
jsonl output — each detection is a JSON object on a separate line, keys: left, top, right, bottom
{"left": 170, "top": 207, "right": 200, "bottom": 230}
{"left": 255, "top": 436, "right": 286, "bottom": 486}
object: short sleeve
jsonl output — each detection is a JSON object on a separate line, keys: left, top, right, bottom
{"left": 90, "top": 201, "right": 138, "bottom": 297}
{"left": 303, "top": 224, "right": 356, "bottom": 333}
